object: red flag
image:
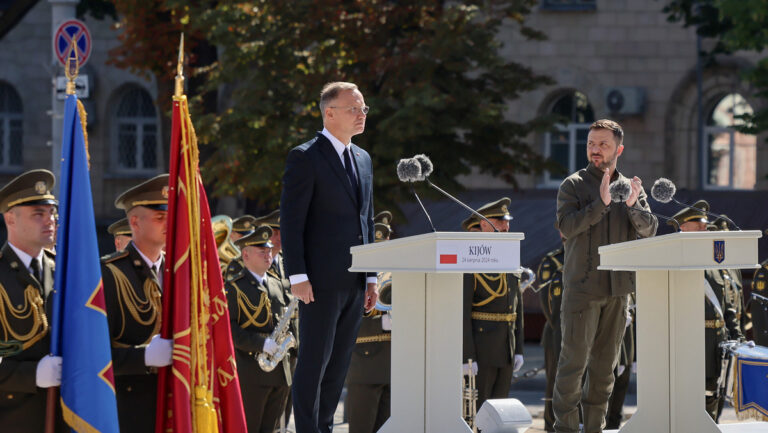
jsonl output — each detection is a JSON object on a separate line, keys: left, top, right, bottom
{"left": 155, "top": 92, "right": 247, "bottom": 432}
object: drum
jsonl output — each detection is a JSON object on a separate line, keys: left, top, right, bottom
{"left": 722, "top": 341, "right": 768, "bottom": 421}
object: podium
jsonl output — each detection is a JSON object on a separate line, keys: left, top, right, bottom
{"left": 599, "top": 230, "right": 767, "bottom": 433}
{"left": 350, "top": 231, "right": 524, "bottom": 433}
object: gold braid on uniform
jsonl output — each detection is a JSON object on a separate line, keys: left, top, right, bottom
{"left": 0, "top": 284, "right": 48, "bottom": 349}
{"left": 232, "top": 281, "right": 271, "bottom": 328}
{"left": 472, "top": 273, "right": 508, "bottom": 307}
{"left": 106, "top": 263, "right": 162, "bottom": 345}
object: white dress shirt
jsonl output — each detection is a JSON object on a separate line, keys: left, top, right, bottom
{"left": 8, "top": 242, "right": 44, "bottom": 277}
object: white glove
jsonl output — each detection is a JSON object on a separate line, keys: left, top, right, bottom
{"left": 36, "top": 355, "right": 62, "bottom": 388}
{"left": 631, "top": 362, "right": 637, "bottom": 374}
{"left": 263, "top": 338, "right": 279, "bottom": 355}
{"left": 513, "top": 354, "right": 524, "bottom": 373}
{"left": 617, "top": 364, "right": 626, "bottom": 376}
{"left": 625, "top": 312, "right": 633, "bottom": 328}
{"left": 462, "top": 361, "right": 478, "bottom": 376}
{"left": 145, "top": 334, "right": 173, "bottom": 367}
{"left": 745, "top": 340, "right": 756, "bottom": 348}
{"left": 381, "top": 313, "right": 392, "bottom": 331}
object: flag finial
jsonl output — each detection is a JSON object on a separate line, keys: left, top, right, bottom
{"left": 175, "top": 33, "right": 185, "bottom": 97}
{"left": 64, "top": 41, "right": 79, "bottom": 95}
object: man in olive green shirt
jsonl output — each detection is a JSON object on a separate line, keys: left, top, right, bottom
{"left": 553, "top": 119, "right": 657, "bottom": 433}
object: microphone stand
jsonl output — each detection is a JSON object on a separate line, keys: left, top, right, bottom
{"left": 425, "top": 179, "right": 499, "bottom": 232}
{"left": 410, "top": 183, "right": 436, "bottom": 232}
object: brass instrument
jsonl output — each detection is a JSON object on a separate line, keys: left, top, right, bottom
{"left": 374, "top": 272, "right": 392, "bottom": 312}
{"left": 462, "top": 358, "right": 479, "bottom": 432}
{"left": 518, "top": 267, "right": 537, "bottom": 293}
{"left": 211, "top": 215, "right": 240, "bottom": 270}
{"left": 257, "top": 297, "right": 299, "bottom": 372}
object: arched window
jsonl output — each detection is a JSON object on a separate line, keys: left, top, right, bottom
{"left": 543, "top": 90, "right": 595, "bottom": 185}
{"left": 0, "top": 82, "right": 23, "bottom": 168}
{"left": 113, "top": 86, "right": 159, "bottom": 173}
{"left": 703, "top": 93, "right": 756, "bottom": 189}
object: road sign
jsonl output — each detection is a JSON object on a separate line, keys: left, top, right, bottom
{"left": 54, "top": 19, "right": 92, "bottom": 67}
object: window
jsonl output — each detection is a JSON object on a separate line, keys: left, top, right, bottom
{"left": 703, "top": 93, "right": 755, "bottom": 190}
{"left": 0, "top": 83, "right": 23, "bottom": 169}
{"left": 543, "top": 91, "right": 595, "bottom": 185}
{"left": 541, "top": 0, "right": 596, "bottom": 11}
{"left": 113, "top": 86, "right": 159, "bottom": 174}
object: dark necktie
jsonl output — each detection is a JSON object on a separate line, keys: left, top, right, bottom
{"left": 30, "top": 258, "right": 42, "bottom": 284}
{"left": 342, "top": 148, "right": 358, "bottom": 190}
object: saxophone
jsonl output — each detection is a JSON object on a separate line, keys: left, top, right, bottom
{"left": 257, "top": 297, "right": 299, "bottom": 372}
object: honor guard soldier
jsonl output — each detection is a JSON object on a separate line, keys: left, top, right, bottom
{"left": 346, "top": 222, "right": 393, "bottom": 433}
{"left": 107, "top": 217, "right": 132, "bottom": 251}
{"left": 537, "top": 236, "right": 564, "bottom": 432}
{"left": 462, "top": 197, "right": 524, "bottom": 410}
{"left": 231, "top": 214, "right": 257, "bottom": 242}
{"left": 751, "top": 229, "right": 768, "bottom": 346}
{"left": 225, "top": 225, "right": 294, "bottom": 433}
{"left": 669, "top": 201, "right": 745, "bottom": 422}
{"left": 254, "top": 208, "right": 297, "bottom": 427}
{"left": 709, "top": 215, "right": 749, "bottom": 334}
{"left": 0, "top": 170, "right": 64, "bottom": 433}
{"left": 101, "top": 174, "right": 173, "bottom": 433}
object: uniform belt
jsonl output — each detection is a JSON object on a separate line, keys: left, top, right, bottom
{"left": 356, "top": 334, "right": 391, "bottom": 344}
{"left": 705, "top": 319, "right": 724, "bottom": 329}
{"left": 471, "top": 311, "right": 517, "bottom": 322}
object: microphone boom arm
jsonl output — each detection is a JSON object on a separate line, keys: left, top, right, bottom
{"left": 425, "top": 179, "right": 499, "bottom": 232}
{"left": 410, "top": 183, "right": 436, "bottom": 232}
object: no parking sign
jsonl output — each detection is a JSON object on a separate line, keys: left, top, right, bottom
{"left": 53, "top": 19, "right": 91, "bottom": 67}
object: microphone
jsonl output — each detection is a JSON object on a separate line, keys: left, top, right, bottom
{"left": 396, "top": 158, "right": 436, "bottom": 232}
{"left": 409, "top": 154, "right": 499, "bottom": 233}
{"left": 609, "top": 179, "right": 680, "bottom": 232}
{"left": 650, "top": 178, "right": 741, "bottom": 230}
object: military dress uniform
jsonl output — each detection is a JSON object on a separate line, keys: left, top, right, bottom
{"left": 0, "top": 170, "right": 64, "bottom": 433}
{"left": 537, "top": 247, "right": 564, "bottom": 432}
{"left": 750, "top": 250, "right": 768, "bottom": 346}
{"left": 346, "top": 223, "right": 393, "bottom": 433}
{"left": 100, "top": 174, "right": 169, "bottom": 433}
{"left": 226, "top": 227, "right": 293, "bottom": 433}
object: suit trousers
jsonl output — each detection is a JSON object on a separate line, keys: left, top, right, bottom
{"left": 346, "top": 383, "right": 390, "bottom": 433}
{"left": 293, "top": 283, "right": 365, "bottom": 433}
{"left": 553, "top": 293, "right": 628, "bottom": 433}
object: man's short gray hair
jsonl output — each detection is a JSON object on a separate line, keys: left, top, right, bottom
{"left": 319, "top": 82, "right": 359, "bottom": 119}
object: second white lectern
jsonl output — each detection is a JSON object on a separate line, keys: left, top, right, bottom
{"left": 349, "top": 231, "right": 524, "bottom": 433}
{"left": 599, "top": 230, "right": 766, "bottom": 433}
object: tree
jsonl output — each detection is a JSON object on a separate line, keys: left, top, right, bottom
{"left": 92, "top": 0, "right": 559, "bottom": 213}
{"left": 663, "top": 0, "right": 768, "bottom": 136}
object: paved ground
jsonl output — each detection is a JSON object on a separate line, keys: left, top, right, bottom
{"left": 286, "top": 343, "right": 758, "bottom": 432}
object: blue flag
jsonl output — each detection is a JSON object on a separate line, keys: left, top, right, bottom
{"left": 50, "top": 94, "right": 119, "bottom": 432}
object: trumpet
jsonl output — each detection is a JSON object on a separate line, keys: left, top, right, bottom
{"left": 462, "top": 358, "right": 479, "bottom": 432}
{"left": 518, "top": 267, "right": 536, "bottom": 293}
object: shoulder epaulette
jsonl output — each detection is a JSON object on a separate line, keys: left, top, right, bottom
{"left": 546, "top": 247, "right": 564, "bottom": 257}
{"left": 101, "top": 249, "right": 129, "bottom": 264}
{"left": 225, "top": 266, "right": 246, "bottom": 283}
{"left": 43, "top": 248, "right": 56, "bottom": 258}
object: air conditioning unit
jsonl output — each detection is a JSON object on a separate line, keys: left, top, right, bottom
{"left": 604, "top": 87, "right": 646, "bottom": 115}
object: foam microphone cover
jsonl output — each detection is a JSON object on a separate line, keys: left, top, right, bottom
{"left": 609, "top": 178, "right": 632, "bottom": 203}
{"left": 413, "top": 154, "right": 433, "bottom": 180}
{"left": 396, "top": 158, "right": 422, "bottom": 182}
{"left": 651, "top": 177, "right": 676, "bottom": 203}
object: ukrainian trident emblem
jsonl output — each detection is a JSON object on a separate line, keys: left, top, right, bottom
{"left": 713, "top": 240, "right": 725, "bottom": 264}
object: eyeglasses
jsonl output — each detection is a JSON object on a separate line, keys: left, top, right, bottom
{"left": 329, "top": 105, "right": 370, "bottom": 115}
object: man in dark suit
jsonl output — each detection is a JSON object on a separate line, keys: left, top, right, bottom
{"left": 281, "top": 81, "right": 377, "bottom": 433}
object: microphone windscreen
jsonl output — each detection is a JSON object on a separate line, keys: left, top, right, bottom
{"left": 396, "top": 158, "right": 422, "bottom": 182}
{"left": 609, "top": 179, "right": 632, "bottom": 203}
{"left": 413, "top": 154, "right": 433, "bottom": 180}
{"left": 651, "top": 178, "right": 676, "bottom": 203}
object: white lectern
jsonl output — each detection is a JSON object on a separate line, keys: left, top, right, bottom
{"left": 350, "top": 231, "right": 524, "bottom": 433}
{"left": 599, "top": 230, "right": 767, "bottom": 433}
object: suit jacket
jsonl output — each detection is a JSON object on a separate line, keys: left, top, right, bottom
{"left": 0, "top": 243, "right": 60, "bottom": 433}
{"left": 280, "top": 133, "right": 375, "bottom": 292}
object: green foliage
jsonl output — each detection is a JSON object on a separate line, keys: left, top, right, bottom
{"left": 165, "top": 0, "right": 557, "bottom": 212}
{"left": 663, "top": 0, "right": 768, "bottom": 135}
